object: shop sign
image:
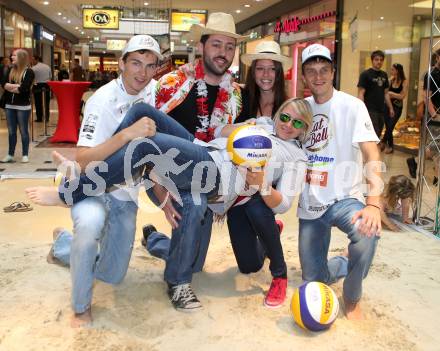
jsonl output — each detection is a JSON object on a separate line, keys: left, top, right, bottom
{"left": 106, "top": 39, "right": 127, "bottom": 51}
{"left": 83, "top": 8, "right": 119, "bottom": 29}
{"left": 171, "top": 11, "right": 207, "bottom": 32}
{"left": 274, "top": 10, "right": 336, "bottom": 34}
{"left": 42, "top": 30, "right": 54, "bottom": 41}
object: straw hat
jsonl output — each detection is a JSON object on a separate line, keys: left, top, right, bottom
{"left": 241, "top": 41, "right": 292, "bottom": 71}
{"left": 188, "top": 12, "right": 248, "bottom": 43}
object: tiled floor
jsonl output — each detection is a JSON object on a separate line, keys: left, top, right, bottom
{"left": 0, "top": 102, "right": 77, "bottom": 177}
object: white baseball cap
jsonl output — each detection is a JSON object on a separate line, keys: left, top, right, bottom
{"left": 302, "top": 44, "right": 332, "bottom": 65}
{"left": 122, "top": 35, "right": 163, "bottom": 60}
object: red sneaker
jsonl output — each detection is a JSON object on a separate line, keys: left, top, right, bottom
{"left": 276, "top": 219, "right": 284, "bottom": 235}
{"left": 264, "top": 277, "right": 287, "bottom": 308}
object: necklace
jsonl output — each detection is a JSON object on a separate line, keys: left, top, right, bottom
{"left": 194, "top": 61, "right": 233, "bottom": 142}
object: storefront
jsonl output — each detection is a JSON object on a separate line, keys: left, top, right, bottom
{"left": 34, "top": 24, "right": 54, "bottom": 66}
{"left": 54, "top": 35, "right": 72, "bottom": 71}
{"left": 3, "top": 9, "right": 34, "bottom": 57}
{"left": 339, "top": 0, "right": 433, "bottom": 152}
{"left": 241, "top": 0, "right": 338, "bottom": 99}
{"left": 275, "top": 0, "right": 337, "bottom": 98}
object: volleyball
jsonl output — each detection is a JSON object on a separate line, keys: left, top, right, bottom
{"left": 226, "top": 125, "right": 272, "bottom": 167}
{"left": 53, "top": 172, "right": 65, "bottom": 186}
{"left": 291, "top": 282, "right": 339, "bottom": 332}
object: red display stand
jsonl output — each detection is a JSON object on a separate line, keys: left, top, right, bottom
{"left": 48, "top": 81, "right": 91, "bottom": 143}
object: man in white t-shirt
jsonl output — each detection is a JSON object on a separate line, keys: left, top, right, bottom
{"left": 298, "top": 44, "right": 382, "bottom": 320}
{"left": 43, "top": 35, "right": 161, "bottom": 328}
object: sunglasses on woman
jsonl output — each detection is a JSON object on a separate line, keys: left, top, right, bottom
{"left": 279, "top": 113, "right": 305, "bottom": 129}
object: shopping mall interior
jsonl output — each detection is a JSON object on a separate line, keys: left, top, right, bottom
{"left": 0, "top": 1, "right": 440, "bottom": 350}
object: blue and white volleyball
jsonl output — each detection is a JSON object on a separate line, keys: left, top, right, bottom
{"left": 291, "top": 282, "right": 339, "bottom": 332}
{"left": 226, "top": 125, "right": 272, "bottom": 167}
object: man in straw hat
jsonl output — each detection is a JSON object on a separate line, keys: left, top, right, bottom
{"left": 298, "top": 43, "right": 382, "bottom": 319}
{"left": 141, "top": 12, "right": 250, "bottom": 312}
{"left": 26, "top": 34, "right": 161, "bottom": 327}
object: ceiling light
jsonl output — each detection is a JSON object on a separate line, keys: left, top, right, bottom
{"left": 144, "top": 2, "right": 149, "bottom": 5}
{"left": 43, "top": 1, "right": 49, "bottom": 5}
{"left": 236, "top": 10, "right": 241, "bottom": 13}
{"left": 75, "top": 26, "right": 79, "bottom": 30}
{"left": 57, "top": 12, "right": 62, "bottom": 16}
{"left": 81, "top": 31, "right": 84, "bottom": 35}
{"left": 380, "top": 16, "right": 384, "bottom": 20}
{"left": 63, "top": 17, "right": 66, "bottom": 20}
{"left": 244, "top": 4, "right": 251, "bottom": 7}
{"left": 378, "top": 35, "right": 382, "bottom": 39}
{"left": 67, "top": 20, "right": 71, "bottom": 23}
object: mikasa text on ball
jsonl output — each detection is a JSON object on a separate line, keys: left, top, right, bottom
{"left": 226, "top": 125, "right": 272, "bottom": 167}
{"left": 291, "top": 281, "right": 339, "bottom": 331}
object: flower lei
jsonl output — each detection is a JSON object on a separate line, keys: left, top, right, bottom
{"left": 194, "top": 61, "right": 233, "bottom": 142}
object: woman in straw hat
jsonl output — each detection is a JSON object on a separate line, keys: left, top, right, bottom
{"left": 226, "top": 41, "right": 295, "bottom": 308}
{"left": 237, "top": 40, "right": 291, "bottom": 122}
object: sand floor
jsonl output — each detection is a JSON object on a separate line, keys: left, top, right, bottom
{"left": 1, "top": 179, "right": 440, "bottom": 351}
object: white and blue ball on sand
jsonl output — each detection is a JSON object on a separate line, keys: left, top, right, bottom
{"left": 226, "top": 125, "right": 272, "bottom": 168}
{"left": 291, "top": 281, "right": 339, "bottom": 332}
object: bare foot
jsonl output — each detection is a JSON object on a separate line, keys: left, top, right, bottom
{"left": 344, "top": 296, "right": 363, "bottom": 320}
{"left": 25, "top": 186, "right": 67, "bottom": 207}
{"left": 52, "top": 151, "right": 77, "bottom": 182}
{"left": 70, "top": 307, "right": 92, "bottom": 328}
{"left": 52, "top": 151, "right": 67, "bottom": 167}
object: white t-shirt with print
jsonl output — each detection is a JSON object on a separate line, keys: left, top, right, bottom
{"left": 78, "top": 77, "right": 156, "bottom": 147}
{"left": 77, "top": 77, "right": 156, "bottom": 201}
{"left": 297, "top": 89, "right": 379, "bottom": 220}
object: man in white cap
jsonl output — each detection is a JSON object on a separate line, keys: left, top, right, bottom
{"left": 298, "top": 44, "right": 382, "bottom": 319}
{"left": 141, "top": 12, "right": 249, "bottom": 312}
{"left": 43, "top": 35, "right": 161, "bottom": 327}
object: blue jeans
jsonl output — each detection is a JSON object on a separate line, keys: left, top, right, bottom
{"left": 298, "top": 198, "right": 378, "bottom": 303}
{"left": 5, "top": 108, "right": 30, "bottom": 156}
{"left": 59, "top": 103, "right": 219, "bottom": 205}
{"left": 146, "top": 190, "right": 213, "bottom": 284}
{"left": 58, "top": 103, "right": 220, "bottom": 286}
{"left": 52, "top": 194, "right": 138, "bottom": 313}
{"left": 227, "top": 194, "right": 286, "bottom": 278}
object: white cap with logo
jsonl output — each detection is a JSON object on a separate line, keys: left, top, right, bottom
{"left": 301, "top": 44, "right": 332, "bottom": 65}
{"left": 122, "top": 35, "right": 163, "bottom": 60}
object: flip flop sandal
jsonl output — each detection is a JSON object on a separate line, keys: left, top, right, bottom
{"left": 3, "top": 202, "right": 33, "bottom": 213}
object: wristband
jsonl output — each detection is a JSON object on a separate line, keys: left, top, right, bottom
{"left": 366, "top": 204, "right": 381, "bottom": 210}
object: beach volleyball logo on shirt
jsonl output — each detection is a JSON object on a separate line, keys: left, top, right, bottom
{"left": 305, "top": 114, "right": 329, "bottom": 152}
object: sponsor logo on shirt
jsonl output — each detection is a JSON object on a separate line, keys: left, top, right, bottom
{"left": 305, "top": 169, "right": 328, "bottom": 187}
{"left": 82, "top": 113, "right": 98, "bottom": 137}
{"left": 307, "top": 154, "right": 335, "bottom": 167}
{"left": 305, "top": 114, "right": 329, "bottom": 152}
